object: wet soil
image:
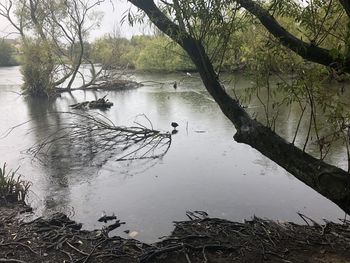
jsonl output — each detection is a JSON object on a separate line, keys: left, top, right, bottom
{"left": 1, "top": 204, "right": 350, "bottom": 263}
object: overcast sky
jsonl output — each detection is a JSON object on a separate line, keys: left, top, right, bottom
{"left": 0, "top": 0, "right": 151, "bottom": 40}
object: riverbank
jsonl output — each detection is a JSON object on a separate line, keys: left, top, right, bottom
{"left": 1, "top": 203, "right": 350, "bottom": 263}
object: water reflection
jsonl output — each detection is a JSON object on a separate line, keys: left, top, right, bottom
{"left": 23, "top": 97, "right": 73, "bottom": 214}
{"left": 227, "top": 74, "right": 350, "bottom": 170}
{"left": 0, "top": 67, "right": 347, "bottom": 242}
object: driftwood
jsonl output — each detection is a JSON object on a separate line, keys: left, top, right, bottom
{"left": 69, "top": 96, "right": 113, "bottom": 110}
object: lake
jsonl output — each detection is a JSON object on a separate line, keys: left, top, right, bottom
{"left": 0, "top": 66, "right": 345, "bottom": 242}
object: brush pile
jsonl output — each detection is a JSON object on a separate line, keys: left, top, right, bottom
{"left": 1, "top": 208, "right": 350, "bottom": 263}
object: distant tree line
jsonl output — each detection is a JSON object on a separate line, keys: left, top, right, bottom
{"left": 90, "top": 34, "right": 195, "bottom": 72}
{"left": 89, "top": 18, "right": 308, "bottom": 74}
{"left": 0, "top": 40, "right": 19, "bottom": 67}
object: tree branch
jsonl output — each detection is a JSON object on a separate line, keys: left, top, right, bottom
{"left": 128, "top": 0, "right": 350, "bottom": 215}
{"left": 236, "top": 0, "right": 349, "bottom": 71}
{"left": 339, "top": 0, "right": 350, "bottom": 19}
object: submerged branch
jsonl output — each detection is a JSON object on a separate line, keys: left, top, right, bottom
{"left": 25, "top": 112, "right": 172, "bottom": 167}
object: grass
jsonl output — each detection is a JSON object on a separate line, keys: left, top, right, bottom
{"left": 0, "top": 163, "right": 31, "bottom": 204}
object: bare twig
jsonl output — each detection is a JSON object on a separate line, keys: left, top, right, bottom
{"left": 0, "top": 259, "right": 28, "bottom": 263}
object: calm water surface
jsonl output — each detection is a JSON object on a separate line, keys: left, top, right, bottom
{"left": 0, "top": 66, "right": 346, "bottom": 242}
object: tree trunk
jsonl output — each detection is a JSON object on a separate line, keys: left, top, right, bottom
{"left": 339, "top": 0, "right": 350, "bottom": 19}
{"left": 129, "top": 0, "right": 350, "bottom": 215}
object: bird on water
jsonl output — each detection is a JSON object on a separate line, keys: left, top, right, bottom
{"left": 173, "top": 81, "right": 177, "bottom": 89}
{"left": 171, "top": 122, "right": 179, "bottom": 130}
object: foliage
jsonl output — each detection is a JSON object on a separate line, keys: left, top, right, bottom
{"left": 0, "top": 163, "right": 31, "bottom": 203}
{"left": 132, "top": 36, "right": 194, "bottom": 72}
{"left": 20, "top": 40, "right": 55, "bottom": 97}
{"left": 235, "top": 1, "right": 350, "bottom": 163}
{"left": 0, "top": 40, "right": 18, "bottom": 67}
{"left": 91, "top": 35, "right": 131, "bottom": 69}
{"left": 0, "top": 0, "right": 105, "bottom": 96}
{"left": 91, "top": 35, "right": 195, "bottom": 72}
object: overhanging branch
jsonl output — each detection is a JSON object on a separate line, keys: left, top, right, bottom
{"left": 128, "top": 0, "right": 350, "bottom": 215}
{"left": 236, "top": 0, "right": 347, "bottom": 71}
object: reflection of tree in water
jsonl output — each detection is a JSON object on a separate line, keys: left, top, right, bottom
{"left": 102, "top": 156, "right": 165, "bottom": 179}
{"left": 24, "top": 97, "right": 72, "bottom": 215}
{"left": 22, "top": 95, "right": 172, "bottom": 215}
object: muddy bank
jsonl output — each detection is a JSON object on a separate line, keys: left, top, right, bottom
{"left": 1, "top": 204, "right": 350, "bottom": 263}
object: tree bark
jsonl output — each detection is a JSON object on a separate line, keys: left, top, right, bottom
{"left": 339, "top": 0, "right": 350, "bottom": 19}
{"left": 128, "top": 0, "right": 350, "bottom": 214}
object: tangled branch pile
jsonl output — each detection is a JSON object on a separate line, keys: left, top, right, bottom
{"left": 141, "top": 214, "right": 350, "bottom": 262}
{"left": 0, "top": 209, "right": 148, "bottom": 263}
{"left": 26, "top": 112, "right": 171, "bottom": 167}
{"left": 2, "top": 208, "right": 350, "bottom": 263}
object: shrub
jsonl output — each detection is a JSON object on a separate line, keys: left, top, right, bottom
{"left": 0, "top": 163, "right": 31, "bottom": 204}
{"left": 21, "top": 40, "right": 55, "bottom": 97}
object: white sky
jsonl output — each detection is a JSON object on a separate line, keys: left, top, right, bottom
{"left": 0, "top": 0, "right": 151, "bottom": 40}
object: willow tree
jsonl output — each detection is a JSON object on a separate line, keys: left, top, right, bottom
{"left": 0, "top": 0, "right": 104, "bottom": 97}
{"left": 126, "top": 0, "right": 350, "bottom": 214}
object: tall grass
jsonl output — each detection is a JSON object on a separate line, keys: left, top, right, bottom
{"left": 0, "top": 163, "right": 31, "bottom": 204}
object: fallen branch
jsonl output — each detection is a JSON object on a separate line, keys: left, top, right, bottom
{"left": 25, "top": 112, "right": 172, "bottom": 167}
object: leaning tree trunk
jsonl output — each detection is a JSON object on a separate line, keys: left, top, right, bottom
{"left": 129, "top": 0, "right": 350, "bottom": 215}
{"left": 66, "top": 23, "right": 84, "bottom": 90}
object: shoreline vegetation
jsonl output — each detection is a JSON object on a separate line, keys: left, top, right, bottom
{"left": 1, "top": 34, "right": 347, "bottom": 87}
{"left": 1, "top": 165, "right": 350, "bottom": 263}
{"left": 0, "top": 34, "right": 345, "bottom": 80}
{"left": 0, "top": 34, "right": 268, "bottom": 73}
